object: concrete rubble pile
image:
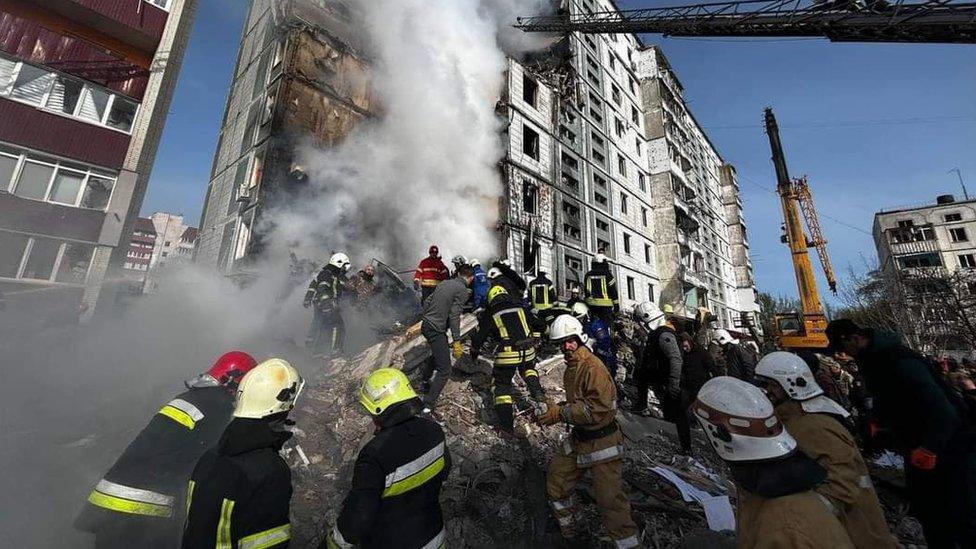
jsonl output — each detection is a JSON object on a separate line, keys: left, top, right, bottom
{"left": 284, "top": 316, "right": 738, "bottom": 548}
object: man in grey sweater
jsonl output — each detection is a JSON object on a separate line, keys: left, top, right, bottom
{"left": 418, "top": 264, "right": 474, "bottom": 411}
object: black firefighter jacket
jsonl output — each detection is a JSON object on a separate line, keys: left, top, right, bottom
{"left": 330, "top": 407, "right": 451, "bottom": 549}
{"left": 183, "top": 418, "right": 293, "bottom": 549}
{"left": 75, "top": 385, "right": 233, "bottom": 536}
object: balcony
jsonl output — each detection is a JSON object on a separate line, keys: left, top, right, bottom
{"left": 889, "top": 239, "right": 940, "bottom": 256}
{"left": 47, "top": 0, "right": 169, "bottom": 51}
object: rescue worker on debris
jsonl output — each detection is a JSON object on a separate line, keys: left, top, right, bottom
{"left": 325, "top": 368, "right": 451, "bottom": 549}
{"left": 713, "top": 328, "right": 756, "bottom": 383}
{"left": 413, "top": 245, "right": 450, "bottom": 304}
{"left": 566, "top": 286, "right": 584, "bottom": 309}
{"left": 538, "top": 315, "right": 639, "bottom": 548}
{"left": 755, "top": 352, "right": 896, "bottom": 549}
{"left": 450, "top": 255, "right": 468, "bottom": 277}
{"left": 304, "top": 252, "right": 352, "bottom": 357}
{"left": 468, "top": 258, "right": 489, "bottom": 311}
{"left": 528, "top": 270, "right": 557, "bottom": 313}
{"left": 583, "top": 253, "right": 620, "bottom": 326}
{"left": 75, "top": 351, "right": 258, "bottom": 548}
{"left": 183, "top": 358, "right": 305, "bottom": 549}
{"left": 573, "top": 302, "right": 617, "bottom": 380}
{"left": 349, "top": 264, "right": 377, "bottom": 310}
{"left": 417, "top": 264, "right": 474, "bottom": 412}
{"left": 691, "top": 377, "right": 855, "bottom": 549}
{"left": 470, "top": 284, "right": 547, "bottom": 434}
{"left": 491, "top": 258, "right": 527, "bottom": 298}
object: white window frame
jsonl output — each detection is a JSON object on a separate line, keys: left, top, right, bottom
{"left": 2, "top": 143, "right": 118, "bottom": 210}
{"left": 960, "top": 254, "right": 976, "bottom": 269}
{"left": 0, "top": 232, "right": 94, "bottom": 286}
{"left": 144, "top": 0, "right": 170, "bottom": 11}
{"left": 0, "top": 54, "right": 140, "bottom": 134}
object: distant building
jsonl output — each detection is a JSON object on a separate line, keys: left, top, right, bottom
{"left": 121, "top": 213, "right": 196, "bottom": 292}
{"left": 0, "top": 0, "right": 198, "bottom": 323}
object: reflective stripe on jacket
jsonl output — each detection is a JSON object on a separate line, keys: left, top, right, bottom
{"left": 560, "top": 345, "right": 622, "bottom": 467}
{"left": 414, "top": 257, "right": 450, "bottom": 286}
{"left": 584, "top": 270, "right": 619, "bottom": 308}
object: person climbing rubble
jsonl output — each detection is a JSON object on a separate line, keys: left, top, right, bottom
{"left": 413, "top": 245, "right": 450, "bottom": 304}
{"left": 468, "top": 258, "right": 489, "bottom": 311}
{"left": 691, "top": 376, "right": 855, "bottom": 549}
{"left": 75, "top": 351, "right": 258, "bottom": 548}
{"left": 417, "top": 264, "right": 473, "bottom": 413}
{"left": 632, "top": 301, "right": 689, "bottom": 454}
{"left": 348, "top": 264, "right": 378, "bottom": 310}
{"left": 324, "top": 369, "right": 450, "bottom": 549}
{"left": 470, "top": 283, "right": 546, "bottom": 434}
{"left": 528, "top": 270, "right": 557, "bottom": 313}
{"left": 573, "top": 302, "right": 618, "bottom": 380}
{"left": 583, "top": 253, "right": 619, "bottom": 326}
{"left": 183, "top": 358, "right": 305, "bottom": 549}
{"left": 304, "top": 252, "right": 352, "bottom": 357}
{"left": 755, "top": 352, "right": 896, "bottom": 549}
{"left": 538, "top": 315, "right": 639, "bottom": 548}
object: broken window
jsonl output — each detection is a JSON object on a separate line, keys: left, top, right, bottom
{"left": 611, "top": 85, "right": 621, "bottom": 106}
{"left": 597, "top": 239, "right": 610, "bottom": 255}
{"left": 617, "top": 154, "right": 627, "bottom": 176}
{"left": 559, "top": 125, "right": 576, "bottom": 144}
{"left": 561, "top": 152, "right": 579, "bottom": 171}
{"left": 638, "top": 173, "right": 646, "bottom": 192}
{"left": 641, "top": 207, "right": 648, "bottom": 227}
{"left": 592, "top": 150, "right": 605, "bottom": 165}
{"left": 608, "top": 55, "right": 616, "bottom": 71}
{"left": 897, "top": 219, "right": 914, "bottom": 228}
{"left": 623, "top": 233, "right": 631, "bottom": 254}
{"left": 635, "top": 138, "right": 642, "bottom": 156}
{"left": 522, "top": 124, "right": 540, "bottom": 160}
{"left": 596, "top": 219, "right": 609, "bottom": 232}
{"left": 595, "top": 193, "right": 608, "bottom": 208}
{"left": 522, "top": 74, "right": 538, "bottom": 108}
{"left": 563, "top": 224, "right": 581, "bottom": 241}
{"left": 615, "top": 118, "right": 625, "bottom": 138}
{"left": 0, "top": 231, "right": 29, "bottom": 278}
{"left": 591, "top": 132, "right": 605, "bottom": 148}
{"left": 21, "top": 237, "right": 60, "bottom": 281}
{"left": 945, "top": 213, "right": 963, "bottom": 222}
{"left": 631, "top": 105, "right": 640, "bottom": 125}
{"left": 647, "top": 283, "right": 655, "bottom": 302}
{"left": 950, "top": 227, "right": 968, "bottom": 242}
{"left": 522, "top": 181, "right": 538, "bottom": 214}
{"left": 620, "top": 193, "right": 628, "bottom": 214}
{"left": 81, "top": 174, "right": 114, "bottom": 210}
{"left": 562, "top": 173, "right": 580, "bottom": 193}
{"left": 522, "top": 237, "right": 538, "bottom": 275}
{"left": 562, "top": 200, "right": 581, "bottom": 221}
{"left": 644, "top": 244, "right": 652, "bottom": 263}
{"left": 960, "top": 254, "right": 976, "bottom": 269}
{"left": 626, "top": 276, "right": 635, "bottom": 300}
{"left": 594, "top": 174, "right": 607, "bottom": 189}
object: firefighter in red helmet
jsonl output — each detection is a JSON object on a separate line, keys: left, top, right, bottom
{"left": 75, "top": 351, "right": 258, "bottom": 548}
{"left": 413, "top": 245, "right": 450, "bottom": 304}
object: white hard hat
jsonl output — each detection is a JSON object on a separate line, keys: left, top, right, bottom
{"left": 571, "top": 302, "right": 589, "bottom": 319}
{"left": 549, "top": 314, "right": 588, "bottom": 344}
{"left": 329, "top": 252, "right": 351, "bottom": 271}
{"left": 593, "top": 253, "right": 608, "bottom": 264}
{"left": 755, "top": 351, "right": 823, "bottom": 401}
{"left": 634, "top": 301, "right": 665, "bottom": 330}
{"left": 713, "top": 329, "right": 737, "bottom": 345}
{"left": 487, "top": 267, "right": 503, "bottom": 279}
{"left": 452, "top": 255, "right": 467, "bottom": 265}
{"left": 691, "top": 376, "right": 797, "bottom": 462}
{"left": 234, "top": 358, "right": 305, "bottom": 419}
{"left": 468, "top": 258, "right": 481, "bottom": 268}
{"left": 499, "top": 258, "right": 513, "bottom": 268}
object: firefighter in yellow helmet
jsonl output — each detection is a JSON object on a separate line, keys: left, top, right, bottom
{"left": 324, "top": 368, "right": 450, "bottom": 549}
{"left": 183, "top": 359, "right": 304, "bottom": 549}
{"left": 539, "top": 315, "right": 639, "bottom": 548}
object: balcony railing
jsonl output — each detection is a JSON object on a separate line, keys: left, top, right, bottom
{"left": 889, "top": 238, "right": 940, "bottom": 256}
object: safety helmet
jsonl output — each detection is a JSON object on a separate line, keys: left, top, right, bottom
{"left": 549, "top": 314, "right": 588, "bottom": 344}
{"left": 452, "top": 255, "right": 467, "bottom": 266}
{"left": 487, "top": 267, "right": 503, "bottom": 279}
{"left": 691, "top": 376, "right": 797, "bottom": 462}
{"left": 329, "top": 252, "right": 351, "bottom": 272}
{"left": 233, "top": 358, "right": 305, "bottom": 419}
{"left": 571, "top": 302, "right": 589, "bottom": 320}
{"left": 499, "top": 258, "right": 513, "bottom": 268}
{"left": 662, "top": 304, "right": 674, "bottom": 315}
{"left": 713, "top": 329, "right": 737, "bottom": 346}
{"left": 205, "top": 351, "right": 258, "bottom": 387}
{"left": 359, "top": 368, "right": 418, "bottom": 416}
{"left": 488, "top": 284, "right": 508, "bottom": 303}
{"left": 755, "top": 351, "right": 823, "bottom": 401}
{"left": 429, "top": 245, "right": 439, "bottom": 256}
{"left": 468, "top": 258, "right": 481, "bottom": 268}
{"left": 634, "top": 301, "right": 665, "bottom": 330}
{"left": 593, "top": 253, "right": 609, "bottom": 264}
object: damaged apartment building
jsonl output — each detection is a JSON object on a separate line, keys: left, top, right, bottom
{"left": 198, "top": 0, "right": 758, "bottom": 329}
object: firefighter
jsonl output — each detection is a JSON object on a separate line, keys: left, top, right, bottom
{"left": 417, "top": 265, "right": 474, "bottom": 411}
{"left": 491, "top": 258, "right": 527, "bottom": 297}
{"left": 324, "top": 368, "right": 450, "bottom": 549}
{"left": 633, "top": 301, "right": 688, "bottom": 453}
{"left": 691, "top": 377, "right": 854, "bottom": 548}
{"left": 566, "top": 286, "right": 584, "bottom": 308}
{"left": 75, "top": 351, "right": 258, "bottom": 549}
{"left": 529, "top": 271, "right": 557, "bottom": 313}
{"left": 182, "top": 358, "right": 305, "bottom": 549}
{"left": 304, "top": 252, "right": 351, "bottom": 357}
{"left": 755, "top": 352, "right": 896, "bottom": 549}
{"left": 572, "top": 302, "right": 617, "bottom": 380}
{"left": 451, "top": 255, "right": 468, "bottom": 277}
{"left": 469, "top": 258, "right": 489, "bottom": 311}
{"left": 413, "top": 245, "right": 450, "bottom": 304}
{"left": 471, "top": 284, "right": 546, "bottom": 433}
{"left": 583, "top": 254, "right": 619, "bottom": 326}
{"left": 539, "top": 315, "right": 639, "bottom": 548}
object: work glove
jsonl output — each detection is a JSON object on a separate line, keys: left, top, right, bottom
{"left": 536, "top": 398, "right": 563, "bottom": 426}
{"left": 413, "top": 280, "right": 422, "bottom": 291}
{"left": 909, "top": 447, "right": 937, "bottom": 471}
{"left": 452, "top": 341, "right": 464, "bottom": 360}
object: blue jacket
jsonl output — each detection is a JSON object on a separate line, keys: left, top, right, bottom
{"left": 471, "top": 266, "right": 489, "bottom": 309}
{"left": 586, "top": 316, "right": 617, "bottom": 374}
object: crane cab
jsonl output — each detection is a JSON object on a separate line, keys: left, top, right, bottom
{"left": 774, "top": 312, "right": 829, "bottom": 351}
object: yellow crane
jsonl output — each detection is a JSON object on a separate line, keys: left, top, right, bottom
{"left": 764, "top": 107, "right": 837, "bottom": 350}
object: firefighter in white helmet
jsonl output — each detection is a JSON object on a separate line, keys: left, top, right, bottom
{"left": 538, "top": 315, "right": 639, "bottom": 548}
{"left": 755, "top": 353, "right": 896, "bottom": 548}
{"left": 691, "top": 377, "right": 854, "bottom": 549}
{"left": 325, "top": 368, "right": 450, "bottom": 549}
{"left": 183, "top": 359, "right": 305, "bottom": 549}
{"left": 304, "top": 252, "right": 352, "bottom": 357}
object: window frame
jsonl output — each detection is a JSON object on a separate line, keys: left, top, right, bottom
{"left": 949, "top": 227, "right": 969, "bottom": 243}
{"left": 0, "top": 231, "right": 94, "bottom": 285}
{"left": 1, "top": 144, "right": 118, "bottom": 210}
{"left": 960, "top": 254, "right": 976, "bottom": 269}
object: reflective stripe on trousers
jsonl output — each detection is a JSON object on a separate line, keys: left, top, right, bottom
{"left": 576, "top": 445, "right": 624, "bottom": 467}
{"left": 383, "top": 441, "right": 446, "bottom": 497}
{"left": 495, "top": 347, "right": 535, "bottom": 365}
{"left": 87, "top": 478, "right": 175, "bottom": 518}
{"left": 240, "top": 523, "right": 290, "bottom": 549}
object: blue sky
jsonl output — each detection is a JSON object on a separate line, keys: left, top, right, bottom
{"left": 144, "top": 1, "right": 976, "bottom": 300}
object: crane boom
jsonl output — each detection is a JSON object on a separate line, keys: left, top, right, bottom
{"left": 515, "top": 0, "right": 976, "bottom": 44}
{"left": 795, "top": 178, "right": 838, "bottom": 293}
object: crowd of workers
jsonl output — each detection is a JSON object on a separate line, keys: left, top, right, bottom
{"left": 74, "top": 244, "right": 976, "bottom": 549}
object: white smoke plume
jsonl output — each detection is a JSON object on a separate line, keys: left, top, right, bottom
{"left": 264, "top": 0, "right": 555, "bottom": 270}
